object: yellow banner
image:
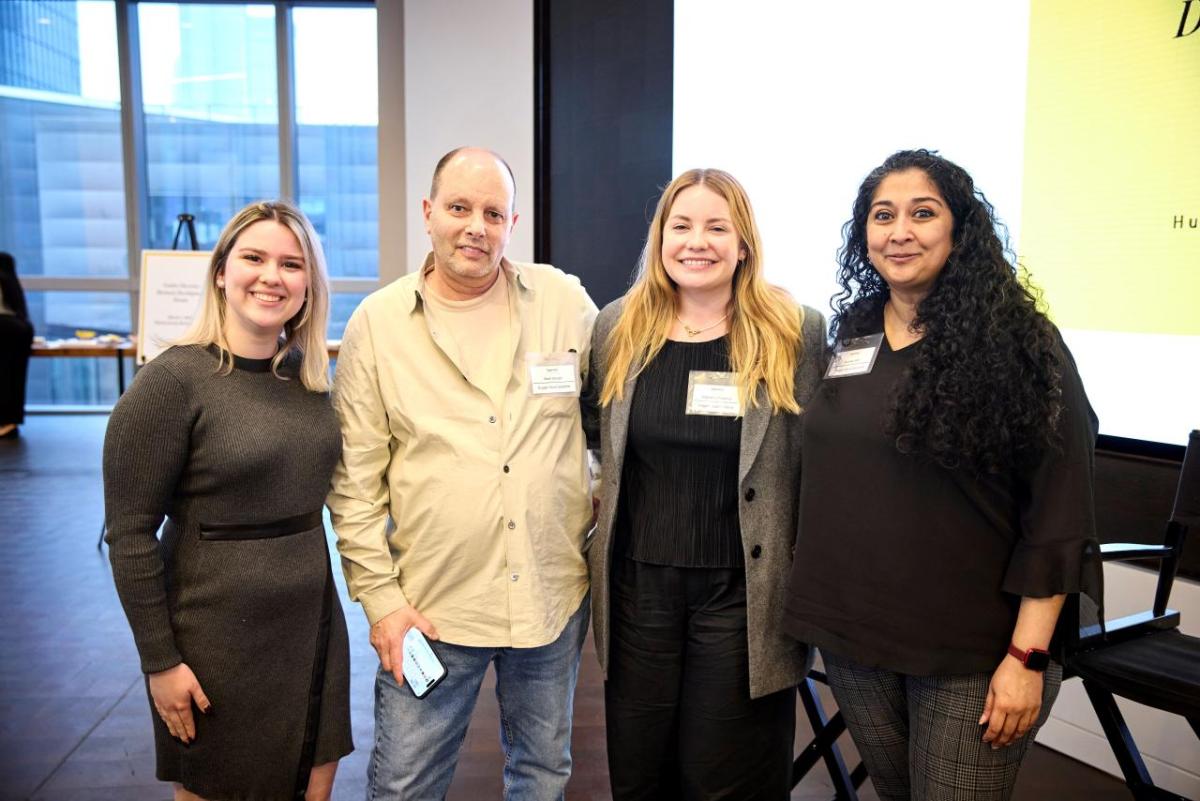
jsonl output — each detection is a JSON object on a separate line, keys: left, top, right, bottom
{"left": 1021, "top": 0, "right": 1200, "bottom": 334}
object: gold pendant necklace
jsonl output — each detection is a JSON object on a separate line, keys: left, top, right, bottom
{"left": 676, "top": 313, "right": 728, "bottom": 337}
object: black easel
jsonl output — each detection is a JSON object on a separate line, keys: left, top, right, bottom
{"left": 171, "top": 213, "right": 198, "bottom": 250}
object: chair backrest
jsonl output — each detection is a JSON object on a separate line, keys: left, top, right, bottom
{"left": 1069, "top": 431, "right": 1198, "bottom": 649}
{"left": 1151, "top": 430, "right": 1198, "bottom": 617}
{"left": 1170, "top": 430, "right": 1200, "bottom": 527}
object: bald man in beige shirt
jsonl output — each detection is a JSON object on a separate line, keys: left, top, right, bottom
{"left": 328, "top": 147, "right": 597, "bottom": 800}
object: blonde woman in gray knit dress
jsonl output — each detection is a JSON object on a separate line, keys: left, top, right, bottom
{"left": 103, "top": 201, "right": 352, "bottom": 801}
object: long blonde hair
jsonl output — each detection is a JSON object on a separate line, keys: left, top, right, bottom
{"left": 175, "top": 200, "right": 331, "bottom": 391}
{"left": 600, "top": 169, "right": 804, "bottom": 413}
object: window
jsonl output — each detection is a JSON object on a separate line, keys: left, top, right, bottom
{"left": 293, "top": 6, "right": 378, "bottom": 281}
{"left": 25, "top": 290, "right": 131, "bottom": 404}
{"left": 329, "top": 291, "right": 367, "bottom": 341}
{"left": 2, "top": 1, "right": 380, "bottom": 407}
{"left": 0, "top": 1, "right": 127, "bottom": 277}
{"left": 139, "top": 3, "right": 280, "bottom": 249}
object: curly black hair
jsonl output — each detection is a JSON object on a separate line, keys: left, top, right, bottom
{"left": 831, "top": 149, "right": 1064, "bottom": 474}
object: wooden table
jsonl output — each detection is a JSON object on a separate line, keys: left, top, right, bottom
{"left": 31, "top": 341, "right": 136, "bottom": 393}
{"left": 32, "top": 341, "right": 343, "bottom": 396}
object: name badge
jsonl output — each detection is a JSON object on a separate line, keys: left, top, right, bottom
{"left": 825, "top": 333, "right": 884, "bottom": 379}
{"left": 686, "top": 371, "right": 741, "bottom": 417}
{"left": 527, "top": 351, "right": 580, "bottom": 396}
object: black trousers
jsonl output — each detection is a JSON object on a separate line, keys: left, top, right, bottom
{"left": 605, "top": 558, "right": 795, "bottom": 801}
{"left": 0, "top": 314, "right": 33, "bottom": 426}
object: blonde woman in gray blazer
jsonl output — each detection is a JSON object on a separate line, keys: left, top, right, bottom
{"left": 581, "top": 168, "right": 826, "bottom": 801}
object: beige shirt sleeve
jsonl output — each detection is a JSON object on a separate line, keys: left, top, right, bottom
{"left": 327, "top": 306, "right": 409, "bottom": 625}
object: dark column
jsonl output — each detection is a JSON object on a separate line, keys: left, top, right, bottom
{"left": 535, "top": 0, "right": 673, "bottom": 308}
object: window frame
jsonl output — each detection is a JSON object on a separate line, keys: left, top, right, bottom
{"left": 15, "top": 0, "right": 378, "bottom": 342}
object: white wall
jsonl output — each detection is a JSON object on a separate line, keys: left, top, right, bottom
{"left": 400, "top": 0, "right": 535, "bottom": 278}
{"left": 673, "top": 0, "right": 1031, "bottom": 316}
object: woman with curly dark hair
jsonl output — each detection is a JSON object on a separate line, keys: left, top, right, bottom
{"left": 783, "top": 150, "right": 1101, "bottom": 801}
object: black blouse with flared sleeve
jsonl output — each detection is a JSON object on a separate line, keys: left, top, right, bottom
{"left": 783, "top": 332, "right": 1100, "bottom": 675}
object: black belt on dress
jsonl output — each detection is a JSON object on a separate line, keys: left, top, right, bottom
{"left": 199, "top": 509, "right": 324, "bottom": 541}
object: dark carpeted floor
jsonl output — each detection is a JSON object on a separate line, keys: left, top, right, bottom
{"left": 0, "top": 414, "right": 1133, "bottom": 800}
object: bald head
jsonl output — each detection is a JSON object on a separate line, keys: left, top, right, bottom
{"left": 422, "top": 146, "right": 519, "bottom": 299}
{"left": 430, "top": 147, "right": 517, "bottom": 213}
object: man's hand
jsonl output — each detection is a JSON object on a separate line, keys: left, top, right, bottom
{"left": 149, "top": 663, "right": 211, "bottom": 744}
{"left": 979, "top": 655, "right": 1044, "bottom": 748}
{"left": 370, "top": 605, "right": 439, "bottom": 686}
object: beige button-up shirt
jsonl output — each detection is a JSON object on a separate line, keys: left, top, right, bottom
{"left": 328, "top": 256, "right": 598, "bottom": 648}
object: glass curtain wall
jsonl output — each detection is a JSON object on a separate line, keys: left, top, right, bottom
{"left": 139, "top": 2, "right": 280, "bottom": 248}
{"left": 293, "top": 6, "right": 377, "bottom": 338}
{"left": 0, "top": 1, "right": 126, "bottom": 280}
{"left": 0, "top": 1, "right": 129, "bottom": 403}
{"left": 0, "top": 1, "right": 379, "bottom": 404}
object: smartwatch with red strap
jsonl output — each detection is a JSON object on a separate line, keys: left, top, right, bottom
{"left": 1007, "top": 643, "right": 1051, "bottom": 671}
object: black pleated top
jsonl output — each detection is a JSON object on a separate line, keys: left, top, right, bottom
{"left": 617, "top": 337, "right": 744, "bottom": 568}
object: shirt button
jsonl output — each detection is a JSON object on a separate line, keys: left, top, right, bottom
{"left": 744, "top": 488, "right": 756, "bottom": 502}
{"left": 503, "top": 465, "right": 510, "bottom": 473}
{"left": 511, "top": 573, "right": 520, "bottom": 582}
{"left": 750, "top": 544, "right": 762, "bottom": 559}
{"left": 488, "top": 416, "right": 497, "bottom": 424}
{"left": 508, "top": 520, "right": 516, "bottom": 530}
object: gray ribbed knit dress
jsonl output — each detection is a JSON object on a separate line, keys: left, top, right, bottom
{"left": 103, "top": 344, "right": 353, "bottom": 801}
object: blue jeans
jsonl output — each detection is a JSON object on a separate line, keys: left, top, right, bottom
{"left": 367, "top": 594, "right": 589, "bottom": 801}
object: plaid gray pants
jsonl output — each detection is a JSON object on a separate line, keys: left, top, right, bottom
{"left": 822, "top": 650, "right": 1063, "bottom": 801}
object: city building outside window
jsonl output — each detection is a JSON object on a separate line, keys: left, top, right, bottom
{"left": 0, "top": 1, "right": 379, "bottom": 405}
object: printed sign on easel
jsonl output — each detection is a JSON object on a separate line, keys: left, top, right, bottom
{"left": 137, "top": 250, "right": 211, "bottom": 364}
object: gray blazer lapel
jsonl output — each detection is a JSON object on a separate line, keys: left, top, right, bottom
{"left": 739, "top": 383, "right": 771, "bottom": 484}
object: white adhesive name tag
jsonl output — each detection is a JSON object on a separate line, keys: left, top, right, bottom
{"left": 825, "top": 333, "right": 884, "bottom": 379}
{"left": 686, "top": 371, "right": 742, "bottom": 416}
{"left": 527, "top": 351, "right": 580, "bottom": 397}
{"left": 402, "top": 628, "right": 447, "bottom": 699}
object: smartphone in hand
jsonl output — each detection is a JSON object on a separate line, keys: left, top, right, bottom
{"left": 402, "top": 627, "right": 448, "bottom": 698}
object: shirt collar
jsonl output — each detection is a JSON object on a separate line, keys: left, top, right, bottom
{"left": 406, "top": 253, "right": 533, "bottom": 314}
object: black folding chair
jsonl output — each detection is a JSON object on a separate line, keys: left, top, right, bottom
{"left": 791, "top": 663, "right": 868, "bottom": 800}
{"left": 1064, "top": 429, "right": 1200, "bottom": 801}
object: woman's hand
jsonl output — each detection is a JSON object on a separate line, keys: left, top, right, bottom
{"left": 980, "top": 594, "right": 1066, "bottom": 748}
{"left": 979, "top": 655, "right": 1043, "bottom": 748}
{"left": 148, "top": 663, "right": 211, "bottom": 744}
